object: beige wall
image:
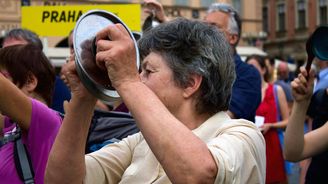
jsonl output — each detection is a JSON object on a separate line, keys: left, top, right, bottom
{"left": 0, "top": 0, "right": 21, "bottom": 37}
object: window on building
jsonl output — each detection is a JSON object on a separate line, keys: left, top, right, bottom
{"left": 297, "top": 0, "right": 307, "bottom": 29}
{"left": 263, "top": 6, "right": 268, "bottom": 33}
{"left": 175, "top": 0, "right": 189, "bottom": 6}
{"left": 201, "top": 0, "right": 215, "bottom": 8}
{"left": 319, "top": 0, "right": 328, "bottom": 25}
{"left": 192, "top": 9, "right": 199, "bottom": 19}
{"left": 231, "top": 0, "right": 242, "bottom": 16}
{"left": 277, "top": 3, "right": 286, "bottom": 31}
{"left": 21, "top": 0, "right": 30, "bottom": 6}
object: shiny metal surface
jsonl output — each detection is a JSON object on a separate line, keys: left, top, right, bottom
{"left": 311, "top": 25, "right": 328, "bottom": 61}
{"left": 305, "top": 25, "right": 328, "bottom": 73}
{"left": 73, "top": 10, "right": 140, "bottom": 102}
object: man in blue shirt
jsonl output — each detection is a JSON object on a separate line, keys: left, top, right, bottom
{"left": 314, "top": 58, "right": 328, "bottom": 92}
{"left": 204, "top": 3, "right": 262, "bottom": 122}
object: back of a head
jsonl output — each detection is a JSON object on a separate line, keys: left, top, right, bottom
{"left": 0, "top": 44, "right": 55, "bottom": 106}
{"left": 207, "top": 3, "right": 242, "bottom": 46}
{"left": 3, "top": 28, "right": 43, "bottom": 50}
{"left": 138, "top": 18, "right": 236, "bottom": 115}
{"left": 277, "top": 62, "right": 289, "bottom": 80}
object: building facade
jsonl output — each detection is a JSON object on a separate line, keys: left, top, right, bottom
{"left": 1, "top": 0, "right": 264, "bottom": 48}
{"left": 263, "top": 0, "right": 327, "bottom": 68}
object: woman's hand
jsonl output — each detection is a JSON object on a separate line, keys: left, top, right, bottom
{"left": 260, "top": 123, "right": 271, "bottom": 134}
{"left": 291, "top": 67, "right": 315, "bottom": 103}
{"left": 61, "top": 61, "right": 96, "bottom": 103}
{"left": 143, "top": 0, "right": 168, "bottom": 23}
{"left": 95, "top": 24, "right": 140, "bottom": 90}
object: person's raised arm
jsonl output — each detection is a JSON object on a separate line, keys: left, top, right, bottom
{"left": 284, "top": 67, "right": 315, "bottom": 161}
{"left": 143, "top": 0, "right": 169, "bottom": 23}
{"left": 0, "top": 73, "right": 32, "bottom": 131}
{"left": 96, "top": 23, "right": 217, "bottom": 183}
{"left": 45, "top": 61, "right": 97, "bottom": 184}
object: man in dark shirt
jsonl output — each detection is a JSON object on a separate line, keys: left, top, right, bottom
{"left": 204, "top": 3, "right": 261, "bottom": 122}
{"left": 305, "top": 88, "right": 328, "bottom": 184}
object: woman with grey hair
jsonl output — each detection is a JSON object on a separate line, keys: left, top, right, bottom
{"left": 46, "top": 18, "right": 265, "bottom": 183}
{"left": 144, "top": 0, "right": 262, "bottom": 124}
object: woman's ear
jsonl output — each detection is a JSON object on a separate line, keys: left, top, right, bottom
{"left": 22, "top": 74, "right": 38, "bottom": 93}
{"left": 183, "top": 74, "right": 202, "bottom": 98}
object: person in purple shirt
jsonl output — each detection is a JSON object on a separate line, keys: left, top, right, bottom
{"left": 0, "top": 44, "right": 62, "bottom": 183}
{"left": 2, "top": 28, "right": 72, "bottom": 114}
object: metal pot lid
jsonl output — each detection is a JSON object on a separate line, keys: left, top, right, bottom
{"left": 311, "top": 25, "right": 328, "bottom": 61}
{"left": 73, "top": 9, "right": 140, "bottom": 102}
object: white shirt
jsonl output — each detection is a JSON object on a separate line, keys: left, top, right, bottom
{"left": 84, "top": 112, "right": 266, "bottom": 184}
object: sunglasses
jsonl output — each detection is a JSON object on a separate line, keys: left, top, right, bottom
{"left": 212, "top": 4, "right": 237, "bottom": 16}
{"left": 209, "top": 3, "right": 241, "bottom": 34}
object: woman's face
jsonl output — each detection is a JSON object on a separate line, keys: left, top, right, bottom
{"left": 139, "top": 52, "right": 184, "bottom": 113}
{"left": 0, "top": 69, "right": 30, "bottom": 96}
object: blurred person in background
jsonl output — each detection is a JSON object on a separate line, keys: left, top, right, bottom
{"left": 0, "top": 44, "right": 62, "bottom": 183}
{"left": 246, "top": 54, "right": 289, "bottom": 184}
{"left": 2, "top": 28, "right": 71, "bottom": 114}
{"left": 313, "top": 58, "right": 328, "bottom": 92}
{"left": 284, "top": 67, "right": 328, "bottom": 184}
{"left": 275, "top": 62, "right": 294, "bottom": 111}
{"left": 264, "top": 56, "right": 276, "bottom": 83}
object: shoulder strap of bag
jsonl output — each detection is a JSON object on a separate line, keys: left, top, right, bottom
{"left": 273, "top": 84, "right": 282, "bottom": 121}
{"left": 14, "top": 125, "right": 35, "bottom": 184}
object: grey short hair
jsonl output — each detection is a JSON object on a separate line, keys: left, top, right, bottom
{"left": 207, "top": 3, "right": 242, "bottom": 46}
{"left": 138, "top": 18, "right": 236, "bottom": 115}
{"left": 3, "top": 28, "right": 43, "bottom": 50}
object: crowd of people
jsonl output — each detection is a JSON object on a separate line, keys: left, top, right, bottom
{"left": 0, "top": 0, "right": 327, "bottom": 183}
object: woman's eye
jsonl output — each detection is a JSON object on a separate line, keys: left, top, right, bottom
{"left": 141, "top": 68, "right": 152, "bottom": 77}
{"left": 145, "top": 69, "right": 152, "bottom": 74}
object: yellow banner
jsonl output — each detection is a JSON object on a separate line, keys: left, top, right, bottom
{"left": 21, "top": 4, "right": 141, "bottom": 36}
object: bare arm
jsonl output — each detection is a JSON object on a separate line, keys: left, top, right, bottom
{"left": 143, "top": 0, "right": 169, "bottom": 23}
{"left": 119, "top": 82, "right": 217, "bottom": 183}
{"left": 45, "top": 62, "right": 97, "bottom": 184}
{"left": 284, "top": 67, "right": 316, "bottom": 161}
{"left": 0, "top": 74, "right": 32, "bottom": 131}
{"left": 277, "top": 86, "right": 289, "bottom": 126}
{"left": 260, "top": 86, "right": 289, "bottom": 134}
{"left": 270, "top": 86, "right": 289, "bottom": 129}
{"left": 96, "top": 24, "right": 217, "bottom": 183}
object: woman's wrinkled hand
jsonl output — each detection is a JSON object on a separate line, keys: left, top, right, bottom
{"left": 95, "top": 24, "right": 140, "bottom": 90}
